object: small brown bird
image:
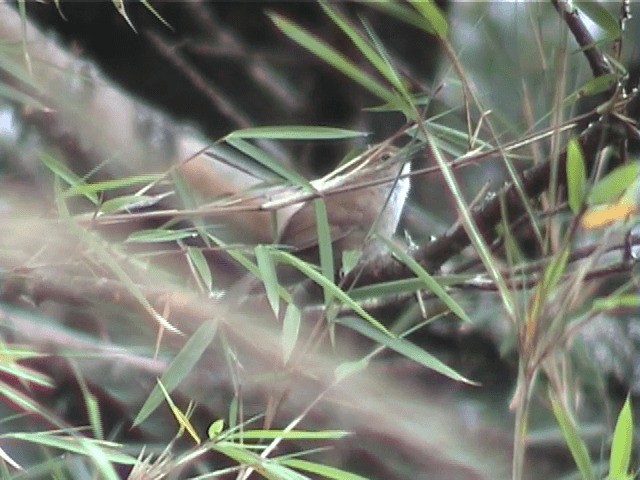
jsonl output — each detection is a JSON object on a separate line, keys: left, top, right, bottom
{"left": 277, "top": 144, "right": 411, "bottom": 267}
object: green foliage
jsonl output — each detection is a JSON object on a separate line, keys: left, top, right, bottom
{"left": 567, "top": 136, "right": 587, "bottom": 214}
{"left": 134, "top": 319, "right": 218, "bottom": 427}
{"left": 551, "top": 391, "right": 595, "bottom": 480}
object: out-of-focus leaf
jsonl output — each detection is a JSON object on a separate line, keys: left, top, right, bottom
{"left": 338, "top": 317, "right": 476, "bottom": 385}
{"left": 134, "top": 319, "right": 218, "bottom": 426}
{"left": 281, "top": 303, "right": 300, "bottom": 364}
{"left": 550, "top": 392, "right": 594, "bottom": 480}
{"left": 313, "top": 199, "right": 335, "bottom": 306}
{"left": 269, "top": 12, "right": 405, "bottom": 110}
{"left": 576, "top": 1, "right": 621, "bottom": 39}
{"left": 593, "top": 294, "right": 640, "bottom": 310}
{"left": 408, "top": 0, "right": 449, "bottom": 38}
{"left": 255, "top": 245, "right": 281, "bottom": 317}
{"left": 186, "top": 246, "right": 213, "bottom": 293}
{"left": 282, "top": 458, "right": 368, "bottom": 480}
{"left": 228, "top": 126, "right": 367, "bottom": 140}
{"left": 567, "top": 137, "right": 587, "bottom": 214}
{"left": 126, "top": 228, "right": 197, "bottom": 243}
{"left": 208, "top": 419, "right": 224, "bottom": 439}
{"left": 608, "top": 395, "right": 633, "bottom": 479}
{"left": 588, "top": 162, "right": 640, "bottom": 205}
{"left": 378, "top": 235, "right": 470, "bottom": 323}
{"left": 223, "top": 429, "right": 348, "bottom": 441}
{"left": 569, "top": 73, "right": 618, "bottom": 102}
{"left": 274, "top": 251, "right": 390, "bottom": 335}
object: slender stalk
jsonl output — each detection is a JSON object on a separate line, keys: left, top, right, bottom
{"left": 512, "top": 361, "right": 535, "bottom": 480}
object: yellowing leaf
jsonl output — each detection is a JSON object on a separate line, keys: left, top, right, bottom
{"left": 582, "top": 200, "right": 635, "bottom": 229}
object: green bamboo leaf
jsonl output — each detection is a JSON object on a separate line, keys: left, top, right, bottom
{"left": 208, "top": 419, "right": 224, "bottom": 439}
{"left": 0, "top": 36, "right": 35, "bottom": 88}
{"left": 567, "top": 137, "right": 587, "bottom": 214}
{"left": 228, "top": 396, "right": 238, "bottom": 430}
{"left": 98, "top": 195, "right": 156, "bottom": 214}
{"left": 281, "top": 303, "right": 300, "bottom": 364}
{"left": 542, "top": 246, "right": 570, "bottom": 291}
{"left": 550, "top": 392, "right": 594, "bottom": 480}
{"left": 408, "top": 0, "right": 449, "bottom": 38}
{"left": 156, "top": 380, "right": 200, "bottom": 444}
{"left": 334, "top": 357, "right": 369, "bottom": 382}
{"left": 349, "top": 276, "right": 470, "bottom": 301}
{"left": 211, "top": 442, "right": 305, "bottom": 480}
{"left": 0, "top": 363, "right": 52, "bottom": 388}
{"left": 588, "top": 162, "right": 640, "bottom": 205}
{"left": 282, "top": 458, "right": 368, "bottom": 480}
{"left": 528, "top": 246, "right": 569, "bottom": 329}
{"left": 274, "top": 251, "right": 391, "bottom": 336}
{"left": 63, "top": 174, "right": 165, "bottom": 197}
{"left": 255, "top": 245, "right": 281, "bottom": 317}
{"left": 126, "top": 228, "right": 197, "bottom": 243}
{"left": 369, "top": 2, "right": 440, "bottom": 37}
{"left": 40, "top": 152, "right": 99, "bottom": 205}
{"left": 576, "top": 1, "right": 621, "bottom": 39}
{"left": 228, "top": 125, "right": 367, "bottom": 140}
{"left": 112, "top": 0, "right": 137, "bottom": 33}
{"left": 593, "top": 294, "right": 640, "bottom": 310}
{"left": 139, "top": 0, "right": 173, "bottom": 31}
{"left": 225, "top": 137, "right": 312, "bottom": 189}
{"left": 0, "top": 83, "right": 46, "bottom": 108}
{"left": 186, "top": 246, "right": 213, "bottom": 293}
{"left": 71, "top": 363, "right": 104, "bottom": 441}
{"left": 224, "top": 429, "right": 348, "bottom": 441}
{"left": 313, "top": 199, "right": 335, "bottom": 306}
{"left": 575, "top": 73, "right": 618, "bottom": 99}
{"left": 377, "top": 235, "right": 470, "bottom": 323}
{"left": 319, "top": 1, "right": 409, "bottom": 103}
{"left": 0, "top": 432, "right": 135, "bottom": 465}
{"left": 133, "top": 319, "right": 218, "bottom": 426}
{"left": 268, "top": 12, "right": 404, "bottom": 109}
{"left": 338, "top": 317, "right": 476, "bottom": 384}
{"left": 609, "top": 395, "right": 633, "bottom": 479}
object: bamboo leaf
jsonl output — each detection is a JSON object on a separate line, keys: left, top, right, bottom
{"left": 228, "top": 125, "right": 367, "bottom": 140}
{"left": 567, "top": 137, "right": 587, "bottom": 214}
{"left": 338, "top": 317, "right": 476, "bottom": 385}
{"left": 281, "top": 303, "right": 300, "bottom": 364}
{"left": 274, "top": 251, "right": 391, "bottom": 336}
{"left": 378, "top": 235, "right": 470, "bottom": 323}
{"left": 255, "top": 245, "right": 281, "bottom": 317}
{"left": 134, "top": 319, "right": 218, "bottom": 426}
{"left": 550, "top": 392, "right": 594, "bottom": 480}
{"left": 588, "top": 162, "right": 640, "bottom": 205}
{"left": 408, "top": 0, "right": 449, "bottom": 38}
{"left": 269, "top": 12, "right": 404, "bottom": 109}
{"left": 609, "top": 395, "right": 633, "bottom": 479}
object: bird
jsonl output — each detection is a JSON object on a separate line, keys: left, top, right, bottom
{"left": 277, "top": 143, "right": 411, "bottom": 271}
